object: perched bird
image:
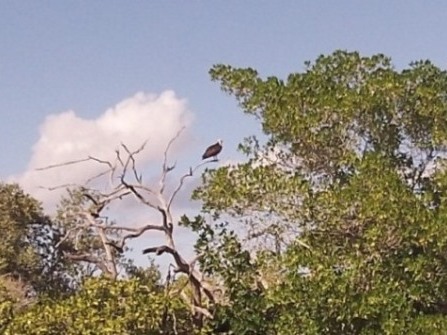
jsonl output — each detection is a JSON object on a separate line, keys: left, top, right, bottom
{"left": 202, "top": 139, "right": 223, "bottom": 160}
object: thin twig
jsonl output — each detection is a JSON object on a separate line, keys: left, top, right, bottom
{"left": 160, "top": 127, "right": 185, "bottom": 193}
{"left": 35, "top": 157, "right": 92, "bottom": 171}
{"left": 168, "top": 160, "right": 213, "bottom": 210}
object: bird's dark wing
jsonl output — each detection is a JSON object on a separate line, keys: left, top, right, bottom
{"left": 202, "top": 143, "right": 222, "bottom": 159}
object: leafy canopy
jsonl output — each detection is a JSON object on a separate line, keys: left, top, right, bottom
{"left": 4, "top": 276, "right": 194, "bottom": 335}
{"left": 191, "top": 50, "right": 447, "bottom": 334}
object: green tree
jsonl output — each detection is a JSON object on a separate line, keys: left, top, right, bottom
{"left": 4, "top": 274, "right": 196, "bottom": 335}
{"left": 0, "top": 183, "right": 71, "bottom": 331}
{"left": 191, "top": 50, "right": 447, "bottom": 334}
{"left": 0, "top": 183, "right": 51, "bottom": 286}
{"left": 0, "top": 183, "right": 72, "bottom": 291}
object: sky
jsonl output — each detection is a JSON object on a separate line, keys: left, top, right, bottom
{"left": 1, "top": 1, "right": 447, "bottom": 270}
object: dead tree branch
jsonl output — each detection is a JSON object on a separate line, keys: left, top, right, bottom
{"left": 39, "top": 127, "right": 219, "bottom": 320}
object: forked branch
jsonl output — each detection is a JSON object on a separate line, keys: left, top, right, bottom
{"left": 39, "top": 128, "right": 219, "bottom": 319}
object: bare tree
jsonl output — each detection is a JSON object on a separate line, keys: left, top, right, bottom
{"left": 39, "top": 127, "right": 218, "bottom": 321}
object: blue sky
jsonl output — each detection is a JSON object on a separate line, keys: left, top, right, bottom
{"left": 2, "top": 1, "right": 447, "bottom": 178}
{"left": 1, "top": 1, "right": 447, "bottom": 268}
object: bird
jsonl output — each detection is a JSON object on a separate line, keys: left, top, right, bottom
{"left": 202, "top": 139, "right": 223, "bottom": 160}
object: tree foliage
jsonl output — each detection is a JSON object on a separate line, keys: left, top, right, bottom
{"left": 4, "top": 275, "right": 194, "bottom": 335}
{"left": 0, "top": 182, "right": 73, "bottom": 294}
{"left": 191, "top": 50, "right": 447, "bottom": 334}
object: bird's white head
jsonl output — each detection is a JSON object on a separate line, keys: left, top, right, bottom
{"left": 217, "top": 139, "right": 223, "bottom": 146}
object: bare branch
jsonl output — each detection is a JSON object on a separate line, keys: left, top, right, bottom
{"left": 64, "top": 252, "right": 109, "bottom": 275}
{"left": 105, "top": 223, "right": 165, "bottom": 233}
{"left": 95, "top": 225, "right": 117, "bottom": 279}
{"left": 39, "top": 129, "right": 218, "bottom": 318}
{"left": 35, "top": 157, "right": 92, "bottom": 171}
{"left": 121, "top": 141, "right": 147, "bottom": 183}
{"left": 54, "top": 227, "right": 78, "bottom": 249}
{"left": 103, "top": 223, "right": 165, "bottom": 253}
{"left": 168, "top": 160, "right": 214, "bottom": 210}
{"left": 115, "top": 149, "right": 125, "bottom": 167}
{"left": 37, "top": 154, "right": 113, "bottom": 172}
{"left": 121, "top": 181, "right": 158, "bottom": 210}
{"left": 38, "top": 183, "right": 79, "bottom": 191}
{"left": 160, "top": 127, "right": 185, "bottom": 194}
{"left": 105, "top": 241, "right": 124, "bottom": 253}
{"left": 142, "top": 245, "right": 189, "bottom": 270}
{"left": 188, "top": 254, "right": 202, "bottom": 270}
{"left": 142, "top": 245, "right": 216, "bottom": 303}
{"left": 87, "top": 155, "right": 114, "bottom": 168}
{"left": 84, "top": 168, "right": 114, "bottom": 185}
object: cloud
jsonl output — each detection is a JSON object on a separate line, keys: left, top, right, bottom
{"left": 10, "top": 90, "right": 194, "bottom": 211}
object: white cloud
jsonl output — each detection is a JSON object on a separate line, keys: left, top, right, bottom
{"left": 10, "top": 90, "right": 194, "bottom": 211}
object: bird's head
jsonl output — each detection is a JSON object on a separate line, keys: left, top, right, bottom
{"left": 217, "top": 139, "right": 223, "bottom": 146}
